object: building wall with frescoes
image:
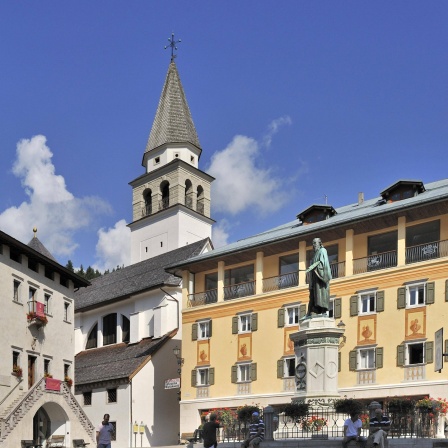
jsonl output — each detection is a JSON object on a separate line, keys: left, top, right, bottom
{"left": 168, "top": 178, "right": 448, "bottom": 435}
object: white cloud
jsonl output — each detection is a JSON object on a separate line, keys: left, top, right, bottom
{"left": 208, "top": 117, "right": 292, "bottom": 216}
{"left": 212, "top": 219, "right": 231, "bottom": 248}
{"left": 0, "top": 135, "right": 111, "bottom": 259}
{"left": 94, "top": 219, "right": 130, "bottom": 272}
{"left": 263, "top": 115, "right": 292, "bottom": 148}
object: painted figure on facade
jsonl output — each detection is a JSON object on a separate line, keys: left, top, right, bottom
{"left": 304, "top": 237, "right": 332, "bottom": 318}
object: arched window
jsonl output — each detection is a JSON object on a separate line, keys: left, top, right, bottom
{"left": 122, "top": 315, "right": 130, "bottom": 343}
{"left": 160, "top": 181, "right": 170, "bottom": 210}
{"left": 197, "top": 185, "right": 204, "bottom": 214}
{"left": 185, "top": 180, "right": 193, "bottom": 209}
{"left": 143, "top": 189, "right": 152, "bottom": 216}
{"left": 103, "top": 313, "right": 117, "bottom": 346}
{"left": 86, "top": 323, "right": 98, "bottom": 349}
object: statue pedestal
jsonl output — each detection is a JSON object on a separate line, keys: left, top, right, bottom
{"left": 289, "top": 317, "right": 345, "bottom": 404}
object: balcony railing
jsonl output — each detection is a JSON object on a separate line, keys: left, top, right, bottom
{"left": 224, "top": 281, "right": 255, "bottom": 301}
{"left": 406, "top": 239, "right": 448, "bottom": 264}
{"left": 263, "top": 272, "right": 298, "bottom": 293}
{"left": 305, "top": 261, "right": 345, "bottom": 284}
{"left": 188, "top": 289, "right": 218, "bottom": 307}
{"left": 353, "top": 250, "right": 397, "bottom": 275}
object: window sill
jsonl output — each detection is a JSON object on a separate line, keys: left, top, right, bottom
{"left": 12, "top": 300, "right": 23, "bottom": 306}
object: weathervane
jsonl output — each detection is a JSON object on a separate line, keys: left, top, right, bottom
{"left": 165, "top": 32, "right": 181, "bottom": 61}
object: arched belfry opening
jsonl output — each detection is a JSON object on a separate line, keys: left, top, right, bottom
{"left": 143, "top": 188, "right": 152, "bottom": 217}
{"left": 197, "top": 185, "right": 204, "bottom": 215}
{"left": 160, "top": 181, "right": 170, "bottom": 210}
{"left": 185, "top": 179, "right": 193, "bottom": 209}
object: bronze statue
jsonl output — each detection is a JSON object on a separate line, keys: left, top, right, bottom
{"left": 304, "top": 238, "right": 332, "bottom": 318}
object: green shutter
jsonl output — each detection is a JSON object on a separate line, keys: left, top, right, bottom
{"left": 376, "top": 291, "right": 385, "bottom": 312}
{"left": 350, "top": 295, "right": 358, "bottom": 316}
{"left": 338, "top": 352, "right": 341, "bottom": 372}
{"left": 250, "top": 363, "right": 257, "bottom": 381}
{"left": 445, "top": 280, "right": 448, "bottom": 302}
{"left": 349, "top": 350, "right": 357, "bottom": 371}
{"left": 277, "top": 359, "right": 284, "bottom": 378}
{"left": 397, "top": 287, "right": 406, "bottom": 309}
{"left": 192, "top": 323, "right": 198, "bottom": 341}
{"left": 397, "top": 344, "right": 405, "bottom": 366}
{"left": 251, "top": 313, "right": 258, "bottom": 331}
{"left": 191, "top": 369, "right": 197, "bottom": 387}
{"left": 445, "top": 340, "right": 448, "bottom": 362}
{"left": 299, "top": 303, "right": 307, "bottom": 318}
{"left": 426, "top": 341, "right": 434, "bottom": 364}
{"left": 231, "top": 365, "right": 238, "bottom": 383}
{"left": 209, "top": 320, "right": 213, "bottom": 337}
{"left": 232, "top": 316, "right": 238, "bottom": 334}
{"left": 277, "top": 308, "right": 285, "bottom": 328}
{"left": 334, "top": 298, "right": 342, "bottom": 319}
{"left": 209, "top": 367, "right": 215, "bottom": 385}
{"left": 376, "top": 347, "right": 383, "bottom": 369}
{"left": 426, "top": 282, "right": 435, "bottom": 305}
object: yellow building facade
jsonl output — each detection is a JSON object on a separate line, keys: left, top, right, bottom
{"left": 169, "top": 178, "right": 448, "bottom": 433}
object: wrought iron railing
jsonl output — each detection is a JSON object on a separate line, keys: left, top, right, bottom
{"left": 353, "top": 250, "right": 397, "bottom": 275}
{"left": 263, "top": 271, "right": 298, "bottom": 293}
{"left": 406, "top": 239, "right": 448, "bottom": 264}
{"left": 188, "top": 289, "right": 218, "bottom": 307}
{"left": 224, "top": 281, "right": 255, "bottom": 300}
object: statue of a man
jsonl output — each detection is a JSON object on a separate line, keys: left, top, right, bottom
{"left": 305, "top": 237, "right": 332, "bottom": 317}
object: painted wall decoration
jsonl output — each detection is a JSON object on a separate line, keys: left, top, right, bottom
{"left": 197, "top": 340, "right": 210, "bottom": 365}
{"left": 405, "top": 307, "right": 426, "bottom": 340}
{"left": 238, "top": 334, "right": 252, "bottom": 360}
{"left": 284, "top": 328, "right": 296, "bottom": 354}
{"left": 357, "top": 315, "right": 376, "bottom": 345}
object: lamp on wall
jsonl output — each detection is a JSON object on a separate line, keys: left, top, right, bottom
{"left": 173, "top": 346, "right": 184, "bottom": 374}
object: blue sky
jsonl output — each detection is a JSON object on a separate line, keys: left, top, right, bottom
{"left": 0, "top": 2, "right": 447, "bottom": 271}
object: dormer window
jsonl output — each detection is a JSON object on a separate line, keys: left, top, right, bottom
{"left": 297, "top": 205, "right": 336, "bottom": 225}
{"left": 380, "top": 180, "right": 425, "bottom": 203}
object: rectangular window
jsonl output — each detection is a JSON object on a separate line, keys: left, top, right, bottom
{"left": 407, "top": 342, "right": 424, "bottom": 365}
{"left": 13, "top": 280, "right": 20, "bottom": 302}
{"left": 44, "top": 359, "right": 51, "bottom": 376}
{"left": 197, "top": 368, "right": 209, "bottom": 386}
{"left": 28, "top": 258, "right": 38, "bottom": 272}
{"left": 358, "top": 348, "right": 375, "bottom": 369}
{"left": 284, "top": 357, "right": 295, "bottom": 377}
{"left": 64, "top": 302, "right": 70, "bottom": 321}
{"left": 107, "top": 388, "right": 117, "bottom": 403}
{"left": 224, "top": 265, "right": 255, "bottom": 299}
{"left": 279, "top": 254, "right": 299, "bottom": 276}
{"left": 239, "top": 314, "right": 252, "bottom": 333}
{"left": 13, "top": 351, "right": 20, "bottom": 369}
{"left": 29, "top": 287, "right": 37, "bottom": 302}
{"left": 328, "top": 298, "right": 334, "bottom": 318}
{"left": 285, "top": 306, "right": 299, "bottom": 326}
{"left": 109, "top": 422, "right": 116, "bottom": 441}
{"left": 406, "top": 220, "right": 440, "bottom": 247}
{"left": 44, "top": 294, "right": 51, "bottom": 314}
{"left": 45, "top": 266, "right": 54, "bottom": 280}
{"left": 238, "top": 364, "right": 251, "bottom": 382}
{"left": 205, "top": 272, "right": 218, "bottom": 291}
{"left": 198, "top": 321, "right": 211, "bottom": 340}
{"left": 359, "top": 292, "right": 376, "bottom": 314}
{"left": 9, "top": 247, "right": 21, "bottom": 263}
{"left": 83, "top": 391, "right": 92, "bottom": 406}
{"left": 408, "top": 284, "right": 425, "bottom": 307}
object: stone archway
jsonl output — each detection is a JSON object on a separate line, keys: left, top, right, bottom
{"left": 33, "top": 402, "right": 70, "bottom": 446}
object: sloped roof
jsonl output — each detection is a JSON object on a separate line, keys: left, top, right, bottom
{"left": 27, "top": 235, "right": 57, "bottom": 262}
{"left": 75, "top": 332, "right": 173, "bottom": 385}
{"left": 74, "top": 238, "right": 210, "bottom": 311}
{"left": 167, "top": 178, "right": 448, "bottom": 271}
{"left": 145, "top": 61, "right": 201, "bottom": 155}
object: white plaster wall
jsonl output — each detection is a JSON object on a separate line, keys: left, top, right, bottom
{"left": 0, "top": 246, "right": 75, "bottom": 401}
{"left": 146, "top": 145, "right": 200, "bottom": 174}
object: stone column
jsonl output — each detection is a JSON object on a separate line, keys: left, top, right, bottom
{"left": 290, "top": 317, "right": 345, "bottom": 404}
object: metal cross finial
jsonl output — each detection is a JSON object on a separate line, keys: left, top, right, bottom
{"left": 164, "top": 32, "right": 181, "bottom": 61}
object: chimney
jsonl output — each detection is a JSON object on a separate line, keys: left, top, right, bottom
{"left": 358, "top": 192, "right": 364, "bottom": 205}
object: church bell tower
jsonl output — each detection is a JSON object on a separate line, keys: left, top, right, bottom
{"left": 128, "top": 61, "right": 214, "bottom": 263}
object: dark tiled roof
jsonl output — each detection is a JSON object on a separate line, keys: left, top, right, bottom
{"left": 27, "top": 236, "right": 57, "bottom": 261}
{"left": 145, "top": 61, "right": 201, "bottom": 153}
{"left": 74, "top": 239, "right": 209, "bottom": 311}
{"left": 75, "top": 333, "right": 172, "bottom": 385}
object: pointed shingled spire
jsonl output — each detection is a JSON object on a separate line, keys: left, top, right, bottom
{"left": 27, "top": 228, "right": 57, "bottom": 262}
{"left": 145, "top": 61, "right": 201, "bottom": 155}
